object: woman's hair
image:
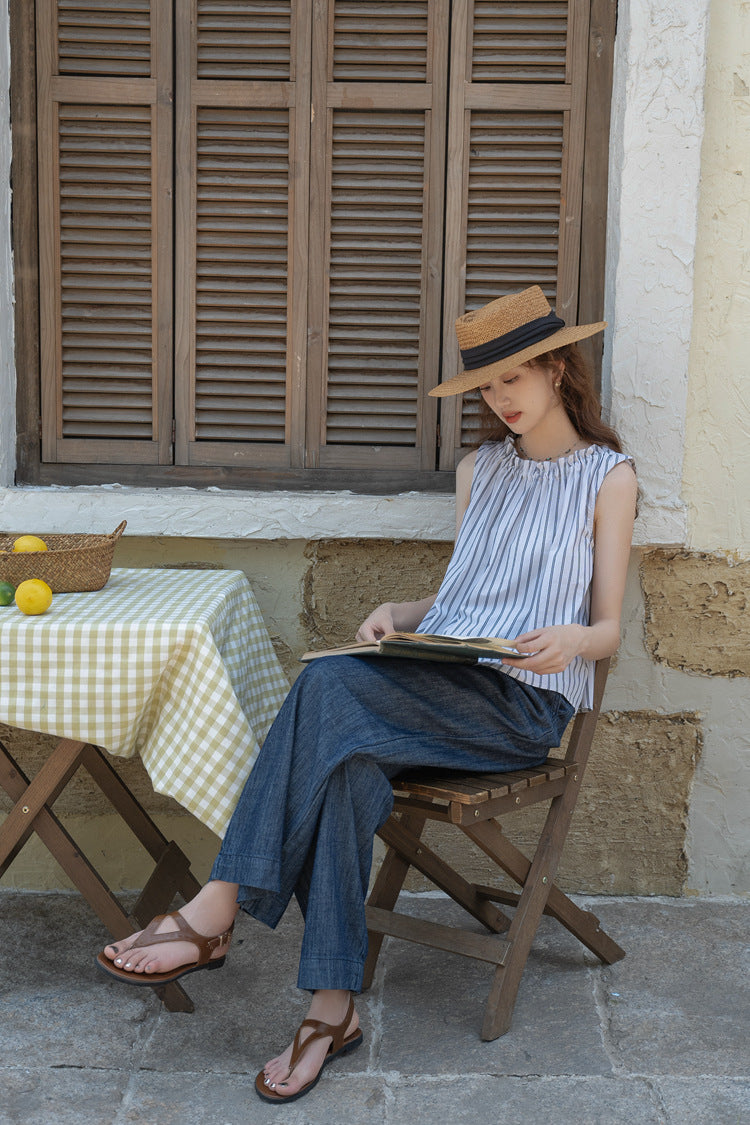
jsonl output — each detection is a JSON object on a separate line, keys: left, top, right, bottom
{"left": 474, "top": 343, "right": 623, "bottom": 452}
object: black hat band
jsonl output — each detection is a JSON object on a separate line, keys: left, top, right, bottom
{"left": 459, "top": 311, "right": 565, "bottom": 370}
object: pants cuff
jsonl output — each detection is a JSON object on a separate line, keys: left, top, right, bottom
{"left": 296, "top": 956, "right": 365, "bottom": 994}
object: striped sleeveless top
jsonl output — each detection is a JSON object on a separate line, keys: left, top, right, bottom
{"left": 417, "top": 437, "right": 633, "bottom": 712}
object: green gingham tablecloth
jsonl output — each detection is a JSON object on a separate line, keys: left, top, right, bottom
{"left": 0, "top": 568, "right": 290, "bottom": 837}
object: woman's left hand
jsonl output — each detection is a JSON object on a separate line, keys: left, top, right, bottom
{"left": 502, "top": 624, "right": 586, "bottom": 676}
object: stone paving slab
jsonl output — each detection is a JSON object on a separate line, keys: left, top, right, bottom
{"left": 591, "top": 899, "right": 750, "bottom": 1077}
{"left": 124, "top": 1072, "right": 388, "bottom": 1125}
{"left": 2, "top": 1070, "right": 130, "bottom": 1125}
{"left": 374, "top": 898, "right": 613, "bottom": 1076}
{"left": 1, "top": 891, "right": 748, "bottom": 1125}
{"left": 389, "top": 1076, "right": 665, "bottom": 1125}
{"left": 655, "top": 1078, "right": 750, "bottom": 1125}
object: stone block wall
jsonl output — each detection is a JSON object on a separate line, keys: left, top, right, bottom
{"left": 641, "top": 551, "right": 750, "bottom": 678}
{"left": 4, "top": 538, "right": 745, "bottom": 896}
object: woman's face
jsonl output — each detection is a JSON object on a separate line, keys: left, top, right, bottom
{"left": 478, "top": 360, "right": 564, "bottom": 436}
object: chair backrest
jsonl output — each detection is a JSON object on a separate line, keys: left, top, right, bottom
{"left": 562, "top": 657, "right": 610, "bottom": 768}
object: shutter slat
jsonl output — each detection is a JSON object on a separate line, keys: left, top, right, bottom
{"left": 324, "top": 109, "right": 427, "bottom": 447}
{"left": 437, "top": 0, "right": 593, "bottom": 461}
{"left": 178, "top": 1, "right": 306, "bottom": 459}
{"left": 459, "top": 109, "right": 564, "bottom": 444}
{"left": 196, "top": 0, "right": 292, "bottom": 80}
{"left": 57, "top": 105, "right": 155, "bottom": 442}
{"left": 38, "top": 0, "right": 172, "bottom": 463}
{"left": 464, "top": 111, "right": 564, "bottom": 303}
{"left": 333, "top": 2, "right": 430, "bottom": 81}
{"left": 190, "top": 102, "right": 291, "bottom": 446}
{"left": 57, "top": 0, "right": 152, "bottom": 77}
{"left": 472, "top": 1, "right": 569, "bottom": 82}
{"left": 307, "top": 2, "right": 445, "bottom": 469}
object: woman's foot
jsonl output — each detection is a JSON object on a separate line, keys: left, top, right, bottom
{"left": 257, "top": 990, "right": 362, "bottom": 1102}
{"left": 100, "top": 881, "right": 238, "bottom": 978}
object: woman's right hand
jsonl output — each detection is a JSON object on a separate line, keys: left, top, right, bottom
{"left": 356, "top": 603, "right": 397, "bottom": 643}
{"left": 356, "top": 594, "right": 438, "bottom": 643}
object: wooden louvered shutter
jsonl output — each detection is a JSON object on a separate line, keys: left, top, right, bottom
{"left": 37, "top": 0, "right": 173, "bottom": 464}
{"left": 439, "top": 0, "right": 592, "bottom": 465}
{"left": 174, "top": 0, "right": 311, "bottom": 468}
{"left": 304, "top": 0, "right": 448, "bottom": 473}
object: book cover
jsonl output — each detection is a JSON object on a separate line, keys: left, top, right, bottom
{"left": 300, "top": 632, "right": 530, "bottom": 664}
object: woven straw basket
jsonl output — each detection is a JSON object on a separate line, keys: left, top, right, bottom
{"left": 0, "top": 520, "right": 127, "bottom": 593}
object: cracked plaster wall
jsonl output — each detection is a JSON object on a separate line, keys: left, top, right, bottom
{"left": 683, "top": 0, "right": 750, "bottom": 552}
{"left": 603, "top": 0, "right": 710, "bottom": 544}
{"left": 641, "top": 551, "right": 750, "bottom": 678}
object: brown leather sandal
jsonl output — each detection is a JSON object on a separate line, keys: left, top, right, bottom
{"left": 95, "top": 910, "right": 234, "bottom": 986}
{"left": 255, "top": 994, "right": 363, "bottom": 1104}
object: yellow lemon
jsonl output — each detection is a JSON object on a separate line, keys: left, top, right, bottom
{"left": 13, "top": 535, "right": 49, "bottom": 553}
{"left": 0, "top": 580, "right": 15, "bottom": 606}
{"left": 14, "top": 578, "right": 53, "bottom": 615}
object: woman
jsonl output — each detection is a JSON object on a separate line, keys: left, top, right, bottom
{"left": 97, "top": 286, "right": 637, "bottom": 1104}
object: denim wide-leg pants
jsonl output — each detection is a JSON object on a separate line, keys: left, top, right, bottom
{"left": 210, "top": 655, "right": 573, "bottom": 993}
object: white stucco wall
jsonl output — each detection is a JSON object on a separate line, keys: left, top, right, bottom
{"left": 603, "top": 0, "right": 710, "bottom": 547}
{"left": 683, "top": 0, "right": 750, "bottom": 552}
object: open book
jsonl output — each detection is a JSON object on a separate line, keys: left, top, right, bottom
{"left": 300, "top": 632, "right": 530, "bottom": 664}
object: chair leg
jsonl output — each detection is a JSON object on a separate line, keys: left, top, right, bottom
{"left": 377, "top": 813, "right": 513, "bottom": 935}
{"left": 473, "top": 784, "right": 587, "bottom": 1040}
{"left": 468, "top": 817, "right": 625, "bottom": 965}
{"left": 363, "top": 812, "right": 425, "bottom": 988}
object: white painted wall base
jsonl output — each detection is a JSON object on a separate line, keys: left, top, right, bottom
{"left": 0, "top": 483, "right": 683, "bottom": 546}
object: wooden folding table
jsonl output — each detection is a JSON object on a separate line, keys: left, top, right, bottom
{"left": 0, "top": 568, "right": 289, "bottom": 1010}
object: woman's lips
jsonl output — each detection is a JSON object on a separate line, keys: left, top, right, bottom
{"left": 504, "top": 412, "right": 521, "bottom": 425}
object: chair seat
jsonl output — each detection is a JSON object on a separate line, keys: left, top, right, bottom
{"left": 392, "top": 759, "right": 580, "bottom": 823}
{"left": 394, "top": 759, "right": 572, "bottom": 801}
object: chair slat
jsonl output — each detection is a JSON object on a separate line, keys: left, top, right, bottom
{"left": 393, "top": 756, "right": 580, "bottom": 806}
{"left": 394, "top": 772, "right": 511, "bottom": 803}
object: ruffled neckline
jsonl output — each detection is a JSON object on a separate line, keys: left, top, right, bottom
{"left": 492, "top": 435, "right": 604, "bottom": 475}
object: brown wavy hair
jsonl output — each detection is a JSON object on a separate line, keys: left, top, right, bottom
{"left": 474, "top": 343, "right": 623, "bottom": 452}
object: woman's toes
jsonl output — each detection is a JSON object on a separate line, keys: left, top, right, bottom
{"left": 114, "top": 949, "right": 143, "bottom": 971}
{"left": 113, "top": 944, "right": 161, "bottom": 974}
{"left": 102, "top": 930, "right": 143, "bottom": 964}
{"left": 263, "top": 1058, "right": 288, "bottom": 1086}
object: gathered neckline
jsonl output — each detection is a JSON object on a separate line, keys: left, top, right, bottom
{"left": 492, "top": 436, "right": 602, "bottom": 472}
{"left": 512, "top": 436, "right": 594, "bottom": 464}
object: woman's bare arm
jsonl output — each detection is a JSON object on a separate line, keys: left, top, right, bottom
{"left": 455, "top": 449, "right": 477, "bottom": 537}
{"left": 504, "top": 460, "right": 637, "bottom": 673}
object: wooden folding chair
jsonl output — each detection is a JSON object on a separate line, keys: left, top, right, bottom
{"left": 364, "top": 658, "right": 625, "bottom": 1040}
{"left": 0, "top": 734, "right": 203, "bottom": 1012}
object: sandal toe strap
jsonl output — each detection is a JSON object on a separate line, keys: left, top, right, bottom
{"left": 130, "top": 912, "right": 233, "bottom": 965}
{"left": 287, "top": 995, "right": 355, "bottom": 1073}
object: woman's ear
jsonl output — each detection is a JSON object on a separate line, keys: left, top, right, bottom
{"left": 550, "top": 357, "right": 565, "bottom": 389}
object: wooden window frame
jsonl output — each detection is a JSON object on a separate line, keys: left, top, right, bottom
{"left": 11, "top": 0, "right": 617, "bottom": 494}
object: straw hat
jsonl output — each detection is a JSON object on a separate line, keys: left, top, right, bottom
{"left": 429, "top": 286, "right": 606, "bottom": 398}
